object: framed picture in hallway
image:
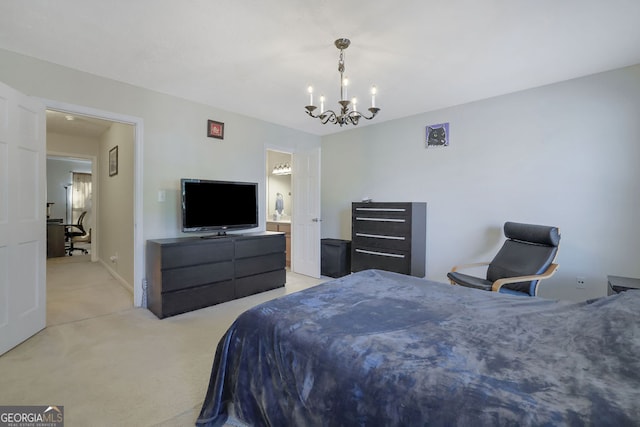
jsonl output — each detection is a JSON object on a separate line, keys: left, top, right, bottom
{"left": 109, "top": 146, "right": 118, "bottom": 176}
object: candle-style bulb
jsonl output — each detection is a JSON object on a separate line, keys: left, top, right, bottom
{"left": 307, "top": 85, "right": 314, "bottom": 106}
{"left": 371, "top": 85, "right": 377, "bottom": 108}
{"left": 320, "top": 95, "right": 325, "bottom": 113}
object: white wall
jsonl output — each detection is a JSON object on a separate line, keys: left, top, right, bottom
{"left": 321, "top": 65, "right": 640, "bottom": 301}
{"left": 99, "top": 123, "right": 135, "bottom": 291}
{"left": 47, "top": 131, "right": 100, "bottom": 158}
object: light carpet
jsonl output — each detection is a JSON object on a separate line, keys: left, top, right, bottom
{"left": 0, "top": 255, "right": 324, "bottom": 426}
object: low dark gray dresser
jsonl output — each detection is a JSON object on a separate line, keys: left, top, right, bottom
{"left": 146, "top": 231, "right": 285, "bottom": 318}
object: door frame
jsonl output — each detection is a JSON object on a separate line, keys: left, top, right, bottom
{"left": 42, "top": 99, "right": 145, "bottom": 306}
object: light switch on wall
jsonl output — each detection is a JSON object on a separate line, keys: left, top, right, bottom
{"left": 158, "top": 190, "right": 166, "bottom": 202}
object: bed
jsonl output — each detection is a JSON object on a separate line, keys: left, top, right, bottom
{"left": 196, "top": 269, "right": 640, "bottom": 426}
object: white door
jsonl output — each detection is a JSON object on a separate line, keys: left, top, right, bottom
{"left": 292, "top": 146, "right": 321, "bottom": 278}
{"left": 0, "top": 81, "right": 46, "bottom": 355}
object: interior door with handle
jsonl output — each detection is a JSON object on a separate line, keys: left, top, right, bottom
{"left": 0, "top": 81, "right": 47, "bottom": 355}
{"left": 292, "top": 146, "right": 321, "bottom": 278}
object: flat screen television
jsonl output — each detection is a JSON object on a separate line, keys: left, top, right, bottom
{"left": 181, "top": 178, "right": 258, "bottom": 234}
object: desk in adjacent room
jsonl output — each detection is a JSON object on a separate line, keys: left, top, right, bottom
{"left": 47, "top": 219, "right": 65, "bottom": 258}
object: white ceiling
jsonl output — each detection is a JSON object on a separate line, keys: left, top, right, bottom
{"left": 2, "top": 1, "right": 640, "bottom": 136}
{"left": 46, "top": 110, "right": 113, "bottom": 138}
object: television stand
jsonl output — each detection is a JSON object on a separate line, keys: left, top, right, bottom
{"left": 146, "top": 231, "right": 286, "bottom": 318}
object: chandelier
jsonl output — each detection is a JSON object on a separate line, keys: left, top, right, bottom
{"left": 305, "top": 38, "right": 380, "bottom": 126}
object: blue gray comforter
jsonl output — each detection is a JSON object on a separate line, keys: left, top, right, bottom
{"left": 196, "top": 269, "right": 640, "bottom": 426}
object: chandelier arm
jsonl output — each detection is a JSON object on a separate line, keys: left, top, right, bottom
{"left": 345, "top": 107, "right": 380, "bottom": 121}
{"left": 321, "top": 111, "right": 338, "bottom": 125}
{"left": 306, "top": 108, "right": 340, "bottom": 125}
{"left": 354, "top": 107, "right": 381, "bottom": 121}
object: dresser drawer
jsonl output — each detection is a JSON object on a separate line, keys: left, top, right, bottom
{"left": 162, "top": 260, "right": 234, "bottom": 292}
{"left": 353, "top": 204, "right": 410, "bottom": 220}
{"left": 236, "top": 252, "right": 285, "bottom": 277}
{"left": 352, "top": 216, "right": 411, "bottom": 236}
{"left": 235, "top": 269, "right": 286, "bottom": 298}
{"left": 352, "top": 232, "right": 410, "bottom": 251}
{"left": 351, "top": 247, "right": 410, "bottom": 274}
{"left": 160, "top": 240, "right": 233, "bottom": 268}
{"left": 236, "top": 235, "right": 285, "bottom": 258}
{"left": 160, "top": 280, "right": 235, "bottom": 318}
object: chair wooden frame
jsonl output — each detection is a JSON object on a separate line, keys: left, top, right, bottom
{"left": 449, "top": 261, "right": 559, "bottom": 296}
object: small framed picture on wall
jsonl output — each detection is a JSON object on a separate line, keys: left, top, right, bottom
{"left": 109, "top": 146, "right": 118, "bottom": 176}
{"left": 425, "top": 122, "right": 449, "bottom": 148}
{"left": 207, "top": 120, "right": 224, "bottom": 140}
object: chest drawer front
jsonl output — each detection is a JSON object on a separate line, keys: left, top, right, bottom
{"left": 162, "top": 260, "right": 234, "bottom": 292}
{"left": 351, "top": 247, "right": 410, "bottom": 274}
{"left": 352, "top": 217, "right": 411, "bottom": 237}
{"left": 353, "top": 205, "right": 410, "bottom": 220}
{"left": 352, "top": 232, "right": 410, "bottom": 251}
{"left": 161, "top": 241, "right": 233, "bottom": 269}
{"left": 236, "top": 235, "right": 284, "bottom": 258}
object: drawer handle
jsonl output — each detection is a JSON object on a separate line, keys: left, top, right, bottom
{"left": 355, "top": 233, "right": 405, "bottom": 241}
{"left": 355, "top": 217, "right": 406, "bottom": 223}
{"left": 356, "top": 208, "right": 406, "bottom": 212}
{"left": 355, "top": 249, "right": 405, "bottom": 259}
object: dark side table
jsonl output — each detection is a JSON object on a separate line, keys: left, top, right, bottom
{"left": 607, "top": 275, "right": 640, "bottom": 295}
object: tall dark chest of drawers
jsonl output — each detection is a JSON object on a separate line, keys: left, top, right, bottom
{"left": 351, "top": 202, "right": 427, "bottom": 277}
{"left": 146, "top": 231, "right": 286, "bottom": 318}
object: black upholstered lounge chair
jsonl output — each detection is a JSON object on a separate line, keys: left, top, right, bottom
{"left": 447, "top": 222, "right": 560, "bottom": 297}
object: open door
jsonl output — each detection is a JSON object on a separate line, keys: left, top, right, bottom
{"left": 292, "top": 146, "right": 321, "bottom": 278}
{"left": 0, "top": 81, "right": 46, "bottom": 355}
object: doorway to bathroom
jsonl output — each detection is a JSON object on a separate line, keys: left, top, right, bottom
{"left": 266, "top": 150, "right": 292, "bottom": 268}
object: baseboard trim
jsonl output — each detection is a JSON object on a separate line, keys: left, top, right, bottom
{"left": 99, "top": 259, "right": 134, "bottom": 296}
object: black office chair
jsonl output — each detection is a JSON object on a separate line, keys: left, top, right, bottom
{"left": 447, "top": 222, "right": 560, "bottom": 296}
{"left": 65, "top": 211, "right": 89, "bottom": 256}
